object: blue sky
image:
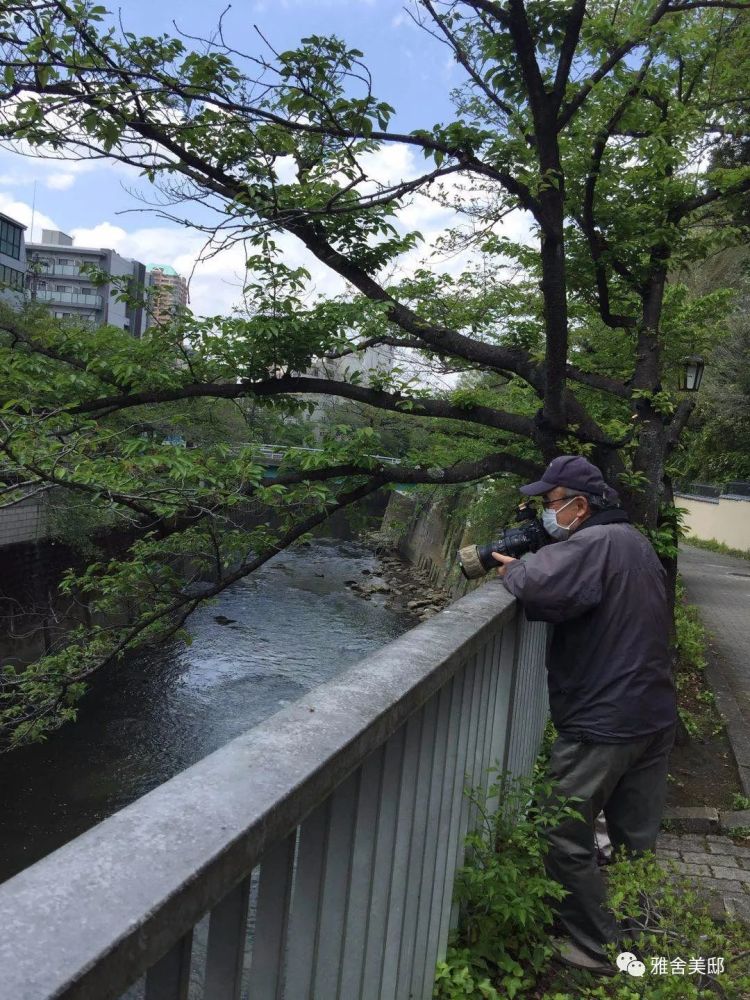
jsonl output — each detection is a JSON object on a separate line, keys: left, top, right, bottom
{"left": 0, "top": 1, "right": 498, "bottom": 316}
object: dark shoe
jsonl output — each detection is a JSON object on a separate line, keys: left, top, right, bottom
{"left": 549, "top": 915, "right": 566, "bottom": 936}
{"left": 549, "top": 935, "right": 617, "bottom": 977}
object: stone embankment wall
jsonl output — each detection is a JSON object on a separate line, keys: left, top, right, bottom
{"left": 0, "top": 538, "right": 83, "bottom": 665}
{"left": 377, "top": 488, "right": 488, "bottom": 598}
{"left": 0, "top": 493, "right": 48, "bottom": 547}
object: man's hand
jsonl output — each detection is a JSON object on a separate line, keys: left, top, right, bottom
{"left": 491, "top": 552, "right": 518, "bottom": 578}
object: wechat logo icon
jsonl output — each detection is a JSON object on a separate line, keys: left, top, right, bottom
{"left": 617, "top": 952, "right": 646, "bottom": 977}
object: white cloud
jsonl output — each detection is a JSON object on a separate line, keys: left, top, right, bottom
{"left": 69, "top": 221, "right": 131, "bottom": 251}
{"left": 360, "top": 143, "right": 419, "bottom": 186}
{"left": 0, "top": 144, "right": 107, "bottom": 184}
{"left": 45, "top": 173, "right": 76, "bottom": 191}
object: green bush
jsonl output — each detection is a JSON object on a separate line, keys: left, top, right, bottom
{"left": 434, "top": 737, "right": 750, "bottom": 999}
{"left": 593, "top": 850, "right": 750, "bottom": 998}
{"left": 433, "top": 948, "right": 502, "bottom": 1000}
{"left": 434, "top": 766, "right": 582, "bottom": 999}
{"left": 672, "top": 576, "right": 730, "bottom": 738}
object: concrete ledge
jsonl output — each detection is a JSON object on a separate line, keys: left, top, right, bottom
{"left": 674, "top": 492, "right": 720, "bottom": 504}
{"left": 720, "top": 809, "right": 750, "bottom": 833}
{"left": 662, "top": 806, "right": 720, "bottom": 834}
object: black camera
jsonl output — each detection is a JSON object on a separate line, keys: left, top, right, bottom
{"left": 456, "top": 501, "right": 550, "bottom": 579}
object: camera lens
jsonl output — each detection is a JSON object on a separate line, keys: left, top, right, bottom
{"left": 456, "top": 516, "right": 549, "bottom": 579}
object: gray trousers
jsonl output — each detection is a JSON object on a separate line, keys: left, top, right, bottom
{"left": 537, "top": 723, "right": 677, "bottom": 959}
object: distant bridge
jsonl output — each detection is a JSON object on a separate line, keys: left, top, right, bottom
{"left": 244, "top": 443, "right": 402, "bottom": 468}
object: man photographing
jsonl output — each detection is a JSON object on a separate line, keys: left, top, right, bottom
{"left": 492, "top": 455, "right": 678, "bottom": 976}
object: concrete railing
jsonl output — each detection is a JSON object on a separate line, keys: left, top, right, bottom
{"left": 0, "top": 582, "right": 549, "bottom": 1000}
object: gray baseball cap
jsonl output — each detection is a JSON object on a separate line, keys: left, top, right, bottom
{"left": 520, "top": 455, "right": 618, "bottom": 502}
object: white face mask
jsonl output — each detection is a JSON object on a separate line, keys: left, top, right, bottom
{"left": 542, "top": 496, "right": 581, "bottom": 540}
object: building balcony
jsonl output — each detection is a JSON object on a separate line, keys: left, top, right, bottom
{"left": 35, "top": 290, "right": 103, "bottom": 308}
{"left": 31, "top": 263, "right": 96, "bottom": 277}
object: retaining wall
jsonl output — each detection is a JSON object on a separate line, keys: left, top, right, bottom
{"left": 675, "top": 492, "right": 750, "bottom": 551}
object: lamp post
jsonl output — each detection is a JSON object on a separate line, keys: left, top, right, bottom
{"left": 678, "top": 355, "right": 705, "bottom": 392}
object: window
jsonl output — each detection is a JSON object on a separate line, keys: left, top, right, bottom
{"left": 0, "top": 263, "right": 24, "bottom": 288}
{"left": 0, "top": 219, "right": 22, "bottom": 259}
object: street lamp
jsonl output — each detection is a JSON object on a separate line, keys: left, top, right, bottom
{"left": 678, "top": 355, "right": 705, "bottom": 392}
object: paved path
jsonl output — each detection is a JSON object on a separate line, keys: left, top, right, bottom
{"left": 678, "top": 544, "right": 750, "bottom": 796}
{"left": 639, "top": 544, "right": 750, "bottom": 926}
{"left": 655, "top": 833, "right": 750, "bottom": 924}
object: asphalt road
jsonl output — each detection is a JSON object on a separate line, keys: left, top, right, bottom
{"left": 679, "top": 543, "right": 750, "bottom": 796}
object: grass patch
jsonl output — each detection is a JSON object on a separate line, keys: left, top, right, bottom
{"left": 682, "top": 536, "right": 750, "bottom": 560}
{"left": 672, "top": 578, "right": 729, "bottom": 743}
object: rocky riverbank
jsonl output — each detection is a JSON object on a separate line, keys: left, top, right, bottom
{"left": 344, "top": 548, "right": 453, "bottom": 622}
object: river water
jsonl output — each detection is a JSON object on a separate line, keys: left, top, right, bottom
{"left": 0, "top": 537, "right": 417, "bottom": 885}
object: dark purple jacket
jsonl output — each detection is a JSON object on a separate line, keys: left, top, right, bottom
{"left": 502, "top": 509, "right": 678, "bottom": 742}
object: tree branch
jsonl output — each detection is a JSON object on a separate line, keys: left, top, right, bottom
{"left": 564, "top": 365, "right": 630, "bottom": 397}
{"left": 320, "top": 336, "right": 428, "bottom": 359}
{"left": 669, "top": 175, "right": 750, "bottom": 221}
{"left": 66, "top": 373, "right": 537, "bottom": 438}
{"left": 271, "top": 449, "right": 543, "bottom": 486}
{"left": 577, "top": 57, "right": 654, "bottom": 327}
{"left": 420, "top": 0, "right": 517, "bottom": 119}
{"left": 261, "top": 207, "right": 545, "bottom": 385}
{"left": 667, "top": 397, "right": 697, "bottom": 450}
{"left": 558, "top": 1, "right": 672, "bottom": 129}
{"left": 552, "top": 0, "right": 587, "bottom": 108}
{"left": 502, "top": 0, "right": 549, "bottom": 126}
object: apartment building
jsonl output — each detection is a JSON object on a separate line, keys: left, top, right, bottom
{"left": 0, "top": 212, "right": 27, "bottom": 306}
{"left": 303, "top": 340, "right": 397, "bottom": 431}
{"left": 146, "top": 263, "right": 188, "bottom": 327}
{"left": 306, "top": 341, "right": 396, "bottom": 384}
{"left": 26, "top": 229, "right": 147, "bottom": 337}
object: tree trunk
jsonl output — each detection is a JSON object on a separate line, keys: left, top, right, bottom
{"left": 661, "top": 474, "right": 691, "bottom": 744}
